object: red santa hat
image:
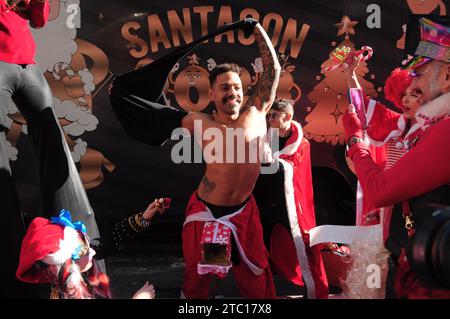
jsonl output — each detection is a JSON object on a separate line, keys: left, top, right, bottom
{"left": 16, "top": 213, "right": 86, "bottom": 284}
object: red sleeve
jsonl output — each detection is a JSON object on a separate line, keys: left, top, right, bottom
{"left": 366, "top": 101, "right": 401, "bottom": 141}
{"left": 348, "top": 120, "right": 450, "bottom": 207}
{"left": 28, "top": 0, "right": 49, "bottom": 28}
{"left": 360, "top": 90, "right": 401, "bottom": 141}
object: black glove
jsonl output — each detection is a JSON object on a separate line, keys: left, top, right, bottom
{"left": 238, "top": 18, "right": 259, "bottom": 37}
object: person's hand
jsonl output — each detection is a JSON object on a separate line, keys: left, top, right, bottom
{"left": 342, "top": 104, "right": 363, "bottom": 142}
{"left": 142, "top": 198, "right": 169, "bottom": 221}
{"left": 132, "top": 282, "right": 155, "bottom": 299}
{"left": 238, "top": 18, "right": 259, "bottom": 37}
{"left": 343, "top": 51, "right": 359, "bottom": 75}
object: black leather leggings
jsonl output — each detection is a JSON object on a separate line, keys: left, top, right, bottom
{"left": 0, "top": 61, "right": 101, "bottom": 298}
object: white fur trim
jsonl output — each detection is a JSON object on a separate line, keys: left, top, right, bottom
{"left": 367, "top": 114, "right": 405, "bottom": 147}
{"left": 367, "top": 129, "right": 402, "bottom": 147}
{"left": 367, "top": 114, "right": 422, "bottom": 151}
{"left": 279, "top": 158, "right": 316, "bottom": 299}
{"left": 274, "top": 121, "right": 304, "bottom": 157}
{"left": 415, "top": 92, "right": 450, "bottom": 127}
{"left": 355, "top": 181, "right": 364, "bottom": 226}
{"left": 365, "top": 99, "right": 377, "bottom": 125}
{"left": 42, "top": 227, "right": 80, "bottom": 265}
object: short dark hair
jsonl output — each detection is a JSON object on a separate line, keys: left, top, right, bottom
{"left": 271, "top": 99, "right": 294, "bottom": 114}
{"left": 209, "top": 63, "right": 242, "bottom": 86}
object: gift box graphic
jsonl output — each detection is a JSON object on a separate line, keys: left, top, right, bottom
{"left": 198, "top": 221, "right": 232, "bottom": 278}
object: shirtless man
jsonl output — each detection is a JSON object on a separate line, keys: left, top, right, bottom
{"left": 182, "top": 64, "right": 276, "bottom": 204}
{"left": 180, "top": 22, "right": 281, "bottom": 298}
{"left": 109, "top": 19, "right": 280, "bottom": 298}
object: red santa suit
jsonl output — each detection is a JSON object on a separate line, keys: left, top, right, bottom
{"left": 357, "top": 96, "right": 423, "bottom": 241}
{"left": 346, "top": 92, "right": 450, "bottom": 298}
{"left": 255, "top": 121, "right": 329, "bottom": 299}
{"left": 181, "top": 193, "right": 276, "bottom": 299}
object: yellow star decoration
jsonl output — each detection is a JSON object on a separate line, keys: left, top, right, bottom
{"left": 335, "top": 15, "right": 358, "bottom": 38}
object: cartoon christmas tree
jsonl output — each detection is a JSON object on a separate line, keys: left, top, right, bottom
{"left": 303, "top": 16, "right": 378, "bottom": 145}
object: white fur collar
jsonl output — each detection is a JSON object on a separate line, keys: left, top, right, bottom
{"left": 415, "top": 92, "right": 450, "bottom": 127}
{"left": 270, "top": 121, "right": 303, "bottom": 158}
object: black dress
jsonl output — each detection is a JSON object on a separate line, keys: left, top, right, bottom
{"left": 91, "top": 212, "right": 152, "bottom": 260}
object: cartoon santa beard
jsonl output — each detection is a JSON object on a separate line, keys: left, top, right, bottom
{"left": 27, "top": 1, "right": 99, "bottom": 165}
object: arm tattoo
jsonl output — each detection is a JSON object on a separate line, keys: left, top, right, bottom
{"left": 200, "top": 175, "right": 216, "bottom": 199}
{"left": 253, "top": 26, "right": 281, "bottom": 108}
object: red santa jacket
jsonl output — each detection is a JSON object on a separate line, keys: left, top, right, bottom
{"left": 256, "top": 121, "right": 329, "bottom": 299}
{"left": 355, "top": 95, "right": 421, "bottom": 229}
{"left": 348, "top": 93, "right": 450, "bottom": 214}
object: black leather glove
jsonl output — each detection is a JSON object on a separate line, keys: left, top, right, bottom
{"left": 237, "top": 18, "right": 259, "bottom": 37}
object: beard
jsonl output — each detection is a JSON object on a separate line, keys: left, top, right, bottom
{"left": 221, "top": 95, "right": 242, "bottom": 113}
{"left": 428, "top": 77, "right": 444, "bottom": 102}
{"left": 420, "top": 62, "right": 447, "bottom": 103}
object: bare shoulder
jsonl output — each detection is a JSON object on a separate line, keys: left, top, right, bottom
{"left": 182, "top": 112, "right": 214, "bottom": 133}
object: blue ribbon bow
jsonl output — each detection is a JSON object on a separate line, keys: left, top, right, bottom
{"left": 51, "top": 210, "right": 87, "bottom": 260}
{"left": 50, "top": 209, "right": 87, "bottom": 235}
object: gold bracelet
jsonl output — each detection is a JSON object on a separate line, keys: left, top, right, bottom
{"left": 128, "top": 216, "right": 141, "bottom": 232}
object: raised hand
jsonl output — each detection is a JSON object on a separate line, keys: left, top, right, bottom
{"left": 238, "top": 18, "right": 259, "bottom": 37}
{"left": 342, "top": 104, "right": 363, "bottom": 142}
{"left": 142, "top": 198, "right": 170, "bottom": 221}
{"left": 343, "top": 51, "right": 360, "bottom": 74}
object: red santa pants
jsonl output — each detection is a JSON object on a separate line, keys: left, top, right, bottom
{"left": 181, "top": 193, "right": 276, "bottom": 299}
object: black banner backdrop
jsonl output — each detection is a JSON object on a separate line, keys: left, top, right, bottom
{"left": 7, "top": 0, "right": 449, "bottom": 228}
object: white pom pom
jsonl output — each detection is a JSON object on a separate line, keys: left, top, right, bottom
{"left": 42, "top": 227, "right": 80, "bottom": 265}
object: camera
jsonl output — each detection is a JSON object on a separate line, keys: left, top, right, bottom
{"left": 407, "top": 205, "right": 450, "bottom": 289}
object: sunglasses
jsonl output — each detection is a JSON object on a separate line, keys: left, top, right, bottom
{"left": 266, "top": 113, "right": 282, "bottom": 120}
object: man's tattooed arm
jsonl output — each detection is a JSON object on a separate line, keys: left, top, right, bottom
{"left": 245, "top": 24, "right": 281, "bottom": 113}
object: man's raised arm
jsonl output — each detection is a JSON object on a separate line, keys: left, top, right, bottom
{"left": 241, "top": 20, "right": 281, "bottom": 113}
